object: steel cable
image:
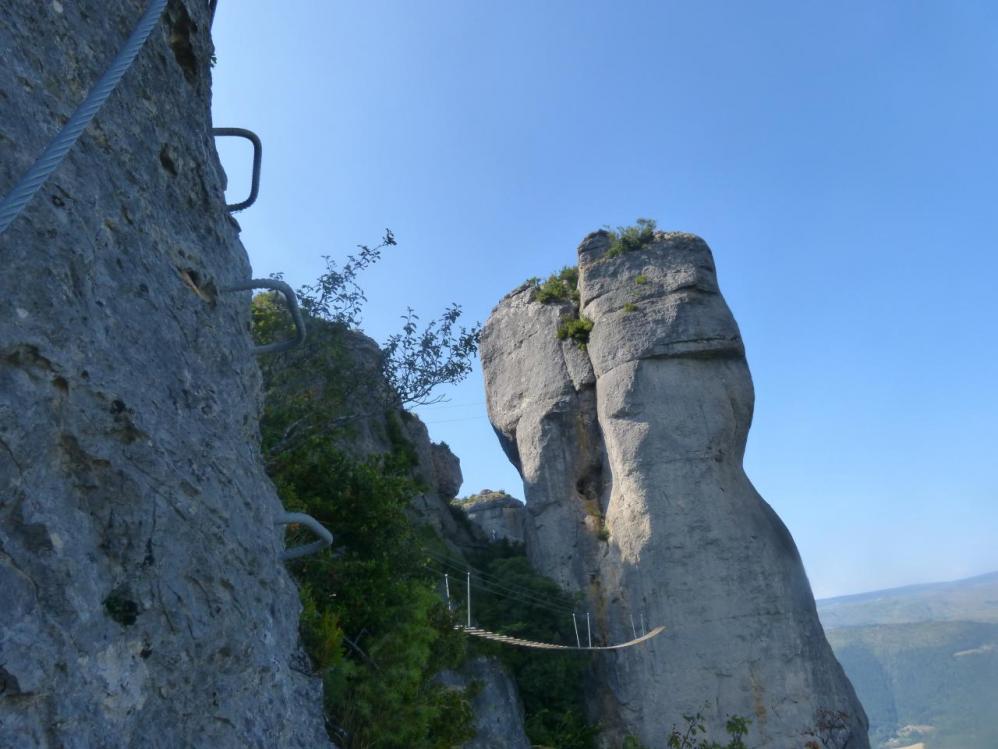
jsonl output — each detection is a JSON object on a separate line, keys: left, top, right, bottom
{"left": 425, "top": 555, "right": 578, "bottom": 616}
{"left": 423, "top": 549, "right": 575, "bottom": 606}
{"left": 0, "top": 0, "right": 169, "bottom": 235}
{"left": 424, "top": 550, "right": 577, "bottom": 611}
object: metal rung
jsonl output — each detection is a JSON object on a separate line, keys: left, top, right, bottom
{"left": 212, "top": 127, "right": 261, "bottom": 212}
{"left": 276, "top": 511, "right": 333, "bottom": 561}
{"left": 221, "top": 278, "right": 306, "bottom": 354}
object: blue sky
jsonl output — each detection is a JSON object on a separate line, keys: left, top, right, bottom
{"left": 210, "top": 1, "right": 998, "bottom": 598}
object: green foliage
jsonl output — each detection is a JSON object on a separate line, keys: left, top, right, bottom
{"left": 623, "top": 302, "right": 638, "bottom": 314}
{"left": 458, "top": 545, "right": 600, "bottom": 749}
{"left": 634, "top": 274, "right": 649, "bottom": 285}
{"left": 382, "top": 304, "right": 481, "bottom": 407}
{"left": 253, "top": 230, "right": 481, "bottom": 458}
{"left": 254, "top": 236, "right": 481, "bottom": 746}
{"left": 267, "top": 431, "right": 473, "bottom": 748}
{"left": 295, "top": 230, "right": 397, "bottom": 328}
{"left": 606, "top": 218, "right": 657, "bottom": 259}
{"left": 533, "top": 265, "right": 580, "bottom": 304}
{"left": 265, "top": 230, "right": 481, "bottom": 409}
{"left": 557, "top": 315, "right": 594, "bottom": 348}
{"left": 827, "top": 620, "right": 998, "bottom": 749}
{"left": 251, "top": 290, "right": 297, "bottom": 346}
{"left": 530, "top": 264, "right": 593, "bottom": 347}
{"left": 666, "top": 712, "right": 750, "bottom": 749}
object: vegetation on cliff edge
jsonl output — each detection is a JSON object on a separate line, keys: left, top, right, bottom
{"left": 252, "top": 233, "right": 480, "bottom": 748}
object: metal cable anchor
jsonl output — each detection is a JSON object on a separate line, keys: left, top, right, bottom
{"left": 276, "top": 512, "right": 333, "bottom": 561}
{"left": 220, "top": 278, "right": 306, "bottom": 354}
{"left": 211, "top": 128, "right": 261, "bottom": 212}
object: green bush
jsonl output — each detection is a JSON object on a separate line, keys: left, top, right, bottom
{"left": 534, "top": 265, "right": 580, "bottom": 304}
{"left": 606, "top": 218, "right": 657, "bottom": 259}
{"left": 255, "top": 275, "right": 477, "bottom": 747}
{"left": 557, "top": 315, "right": 594, "bottom": 348}
{"left": 269, "top": 436, "right": 473, "bottom": 749}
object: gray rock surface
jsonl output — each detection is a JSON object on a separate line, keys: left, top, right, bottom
{"left": 479, "top": 283, "right": 604, "bottom": 592}
{"left": 455, "top": 490, "right": 527, "bottom": 545}
{"left": 0, "top": 2, "right": 329, "bottom": 746}
{"left": 480, "top": 230, "right": 869, "bottom": 747}
{"left": 432, "top": 441, "right": 463, "bottom": 499}
{"left": 437, "top": 657, "right": 531, "bottom": 749}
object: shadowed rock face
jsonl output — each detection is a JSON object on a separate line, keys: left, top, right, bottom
{"left": 481, "top": 231, "right": 869, "bottom": 748}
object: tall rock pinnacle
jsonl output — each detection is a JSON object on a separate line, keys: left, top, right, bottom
{"left": 480, "top": 230, "right": 869, "bottom": 747}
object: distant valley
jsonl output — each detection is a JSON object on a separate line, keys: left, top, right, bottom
{"left": 817, "top": 572, "right": 998, "bottom": 749}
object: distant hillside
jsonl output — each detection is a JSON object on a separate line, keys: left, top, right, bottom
{"left": 817, "top": 573, "right": 998, "bottom": 749}
{"left": 818, "top": 572, "right": 998, "bottom": 629}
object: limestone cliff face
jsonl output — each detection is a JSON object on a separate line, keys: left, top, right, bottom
{"left": 481, "top": 231, "right": 869, "bottom": 748}
{"left": 455, "top": 490, "right": 527, "bottom": 545}
{"left": 0, "top": 2, "right": 328, "bottom": 746}
{"left": 437, "top": 657, "right": 532, "bottom": 749}
{"left": 479, "top": 286, "right": 605, "bottom": 592}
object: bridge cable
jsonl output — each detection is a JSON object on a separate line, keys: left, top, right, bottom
{"left": 426, "top": 560, "right": 576, "bottom": 618}
{"left": 423, "top": 550, "right": 578, "bottom": 614}
{"left": 425, "top": 557, "right": 577, "bottom": 616}
{"left": 425, "top": 554, "right": 578, "bottom": 613}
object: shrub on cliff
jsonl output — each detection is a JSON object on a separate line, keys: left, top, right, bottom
{"left": 252, "top": 230, "right": 480, "bottom": 457}
{"left": 557, "top": 315, "right": 594, "bottom": 348}
{"left": 605, "top": 217, "right": 657, "bottom": 258}
{"left": 258, "top": 229, "right": 481, "bottom": 409}
{"left": 268, "top": 426, "right": 473, "bottom": 748}
{"left": 533, "top": 265, "right": 580, "bottom": 304}
{"left": 253, "top": 231, "right": 482, "bottom": 748}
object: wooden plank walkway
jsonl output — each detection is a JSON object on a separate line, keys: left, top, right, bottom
{"left": 457, "top": 625, "right": 666, "bottom": 651}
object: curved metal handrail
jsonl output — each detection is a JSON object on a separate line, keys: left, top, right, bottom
{"left": 211, "top": 127, "right": 262, "bottom": 212}
{"left": 220, "top": 278, "right": 306, "bottom": 354}
{"left": 276, "top": 512, "right": 333, "bottom": 561}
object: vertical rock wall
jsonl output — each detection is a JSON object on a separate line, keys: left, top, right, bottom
{"left": 0, "top": 2, "right": 329, "bottom": 746}
{"left": 479, "top": 288, "right": 606, "bottom": 592}
{"left": 480, "top": 231, "right": 869, "bottom": 748}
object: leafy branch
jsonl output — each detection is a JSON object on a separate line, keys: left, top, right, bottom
{"left": 296, "top": 229, "right": 397, "bottom": 327}
{"left": 382, "top": 305, "right": 481, "bottom": 407}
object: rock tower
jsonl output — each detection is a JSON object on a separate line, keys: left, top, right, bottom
{"left": 480, "top": 230, "right": 869, "bottom": 747}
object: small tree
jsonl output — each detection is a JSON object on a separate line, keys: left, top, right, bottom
{"left": 291, "top": 229, "right": 481, "bottom": 408}
{"left": 382, "top": 304, "right": 480, "bottom": 407}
